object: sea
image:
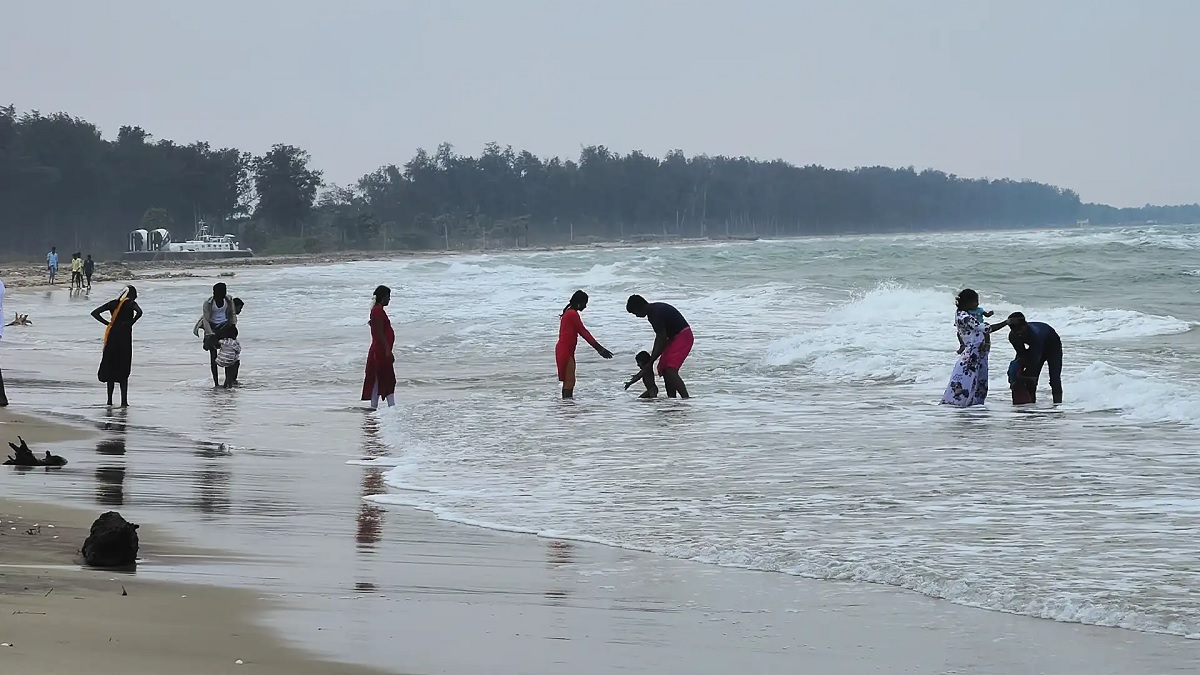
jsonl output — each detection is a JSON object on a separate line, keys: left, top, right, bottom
{"left": 5, "top": 224, "right": 1200, "bottom": 641}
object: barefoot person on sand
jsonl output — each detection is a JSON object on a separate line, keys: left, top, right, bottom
{"left": 91, "top": 285, "right": 143, "bottom": 407}
{"left": 361, "top": 285, "right": 396, "bottom": 410}
{"left": 624, "top": 294, "right": 693, "bottom": 399}
{"left": 556, "top": 290, "right": 613, "bottom": 399}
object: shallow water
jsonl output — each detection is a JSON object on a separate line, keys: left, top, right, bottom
{"left": 5, "top": 224, "right": 1200, "bottom": 639}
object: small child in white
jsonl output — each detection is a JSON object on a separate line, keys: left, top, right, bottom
{"left": 215, "top": 326, "right": 241, "bottom": 389}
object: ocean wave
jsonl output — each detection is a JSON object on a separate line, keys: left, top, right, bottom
{"left": 762, "top": 283, "right": 1195, "bottom": 385}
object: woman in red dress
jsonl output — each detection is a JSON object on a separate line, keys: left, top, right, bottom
{"left": 361, "top": 285, "right": 397, "bottom": 409}
{"left": 556, "top": 290, "right": 613, "bottom": 399}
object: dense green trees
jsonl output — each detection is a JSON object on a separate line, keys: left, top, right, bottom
{"left": 0, "top": 104, "right": 1195, "bottom": 257}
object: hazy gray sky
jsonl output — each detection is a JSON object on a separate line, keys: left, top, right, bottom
{"left": 3, "top": 0, "right": 1197, "bottom": 206}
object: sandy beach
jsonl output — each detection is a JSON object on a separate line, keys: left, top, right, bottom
{"left": 2, "top": 248, "right": 1199, "bottom": 674}
{"left": 0, "top": 497, "right": 388, "bottom": 675}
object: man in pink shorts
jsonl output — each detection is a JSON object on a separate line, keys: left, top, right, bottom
{"left": 624, "top": 294, "right": 693, "bottom": 399}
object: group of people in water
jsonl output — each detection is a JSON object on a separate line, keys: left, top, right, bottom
{"left": 0, "top": 270, "right": 1061, "bottom": 413}
{"left": 358, "top": 287, "right": 696, "bottom": 410}
{"left": 942, "top": 288, "right": 1064, "bottom": 408}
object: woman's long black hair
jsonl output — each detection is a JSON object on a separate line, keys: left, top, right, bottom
{"left": 374, "top": 285, "right": 391, "bottom": 305}
{"left": 955, "top": 288, "right": 978, "bottom": 312}
{"left": 561, "top": 290, "right": 588, "bottom": 316}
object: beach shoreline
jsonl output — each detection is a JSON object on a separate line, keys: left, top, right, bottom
{"left": 0, "top": 495, "right": 392, "bottom": 675}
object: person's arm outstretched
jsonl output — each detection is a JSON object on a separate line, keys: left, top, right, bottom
{"left": 570, "top": 311, "right": 613, "bottom": 359}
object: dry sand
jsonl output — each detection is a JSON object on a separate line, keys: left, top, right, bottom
{"left": 0, "top": 498, "right": 391, "bottom": 675}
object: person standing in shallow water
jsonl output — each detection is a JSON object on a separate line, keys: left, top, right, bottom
{"left": 624, "top": 294, "right": 694, "bottom": 399}
{"left": 556, "top": 290, "right": 613, "bottom": 399}
{"left": 200, "top": 283, "right": 237, "bottom": 387}
{"left": 361, "top": 285, "right": 397, "bottom": 409}
{"left": 91, "top": 285, "right": 143, "bottom": 407}
{"left": 940, "top": 288, "right": 1007, "bottom": 408}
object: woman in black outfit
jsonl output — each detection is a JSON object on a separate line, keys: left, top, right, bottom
{"left": 91, "top": 285, "right": 143, "bottom": 407}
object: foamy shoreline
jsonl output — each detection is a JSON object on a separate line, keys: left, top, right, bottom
{"left": 0, "top": 408, "right": 1194, "bottom": 674}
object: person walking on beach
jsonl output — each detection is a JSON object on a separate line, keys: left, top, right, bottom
{"left": 624, "top": 294, "right": 694, "bottom": 399}
{"left": 46, "top": 247, "right": 59, "bottom": 285}
{"left": 90, "top": 285, "right": 143, "bottom": 407}
{"left": 940, "top": 289, "right": 1007, "bottom": 408}
{"left": 70, "top": 253, "right": 84, "bottom": 290}
{"left": 83, "top": 254, "right": 95, "bottom": 290}
{"left": 556, "top": 290, "right": 613, "bottom": 399}
{"left": 0, "top": 277, "right": 8, "bottom": 407}
{"left": 361, "top": 285, "right": 396, "bottom": 409}
{"left": 1004, "top": 312, "right": 1064, "bottom": 404}
{"left": 200, "top": 283, "right": 237, "bottom": 387}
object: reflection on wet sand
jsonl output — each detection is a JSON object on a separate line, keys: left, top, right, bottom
{"left": 96, "top": 465, "right": 126, "bottom": 507}
{"left": 95, "top": 408, "right": 128, "bottom": 507}
{"left": 545, "top": 540, "right": 574, "bottom": 606}
{"left": 356, "top": 416, "right": 387, "bottom": 598}
{"left": 195, "top": 468, "right": 232, "bottom": 516}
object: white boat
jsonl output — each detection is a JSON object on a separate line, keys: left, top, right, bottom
{"left": 124, "top": 222, "right": 254, "bottom": 260}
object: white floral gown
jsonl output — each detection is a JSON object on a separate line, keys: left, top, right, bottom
{"left": 941, "top": 310, "right": 989, "bottom": 407}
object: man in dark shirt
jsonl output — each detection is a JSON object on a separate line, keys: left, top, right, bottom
{"left": 83, "top": 255, "right": 95, "bottom": 290}
{"left": 625, "top": 295, "right": 694, "bottom": 398}
{"left": 1006, "top": 312, "right": 1063, "bottom": 404}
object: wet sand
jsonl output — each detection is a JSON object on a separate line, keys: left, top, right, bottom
{"left": 0, "top": 498, "right": 388, "bottom": 675}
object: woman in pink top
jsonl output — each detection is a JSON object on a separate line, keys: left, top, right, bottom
{"left": 556, "top": 290, "right": 612, "bottom": 399}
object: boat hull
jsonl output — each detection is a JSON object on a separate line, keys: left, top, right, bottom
{"left": 121, "top": 250, "right": 255, "bottom": 261}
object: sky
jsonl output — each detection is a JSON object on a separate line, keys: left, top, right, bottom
{"left": 2, "top": 0, "right": 1198, "bottom": 207}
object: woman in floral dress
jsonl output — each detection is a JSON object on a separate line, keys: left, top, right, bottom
{"left": 941, "top": 289, "right": 1006, "bottom": 407}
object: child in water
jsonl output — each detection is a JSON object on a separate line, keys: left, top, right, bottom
{"left": 1008, "top": 359, "right": 1035, "bottom": 405}
{"left": 627, "top": 351, "right": 659, "bottom": 398}
{"left": 215, "top": 325, "right": 241, "bottom": 389}
{"left": 957, "top": 304, "right": 995, "bottom": 354}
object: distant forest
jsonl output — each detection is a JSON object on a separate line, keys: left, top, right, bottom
{"left": 2, "top": 104, "right": 1197, "bottom": 257}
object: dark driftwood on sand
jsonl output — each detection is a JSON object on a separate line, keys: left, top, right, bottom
{"left": 81, "top": 511, "right": 140, "bottom": 567}
{"left": 3, "top": 437, "right": 67, "bottom": 467}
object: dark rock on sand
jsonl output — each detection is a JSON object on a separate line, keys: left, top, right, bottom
{"left": 81, "top": 511, "right": 139, "bottom": 568}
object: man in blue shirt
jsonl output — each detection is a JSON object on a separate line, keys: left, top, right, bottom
{"left": 1006, "top": 312, "right": 1063, "bottom": 404}
{"left": 46, "top": 247, "right": 59, "bottom": 285}
{"left": 625, "top": 295, "right": 694, "bottom": 398}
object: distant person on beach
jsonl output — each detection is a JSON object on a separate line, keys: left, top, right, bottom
{"left": 556, "top": 290, "right": 613, "bottom": 399}
{"left": 70, "top": 253, "right": 84, "bottom": 290}
{"left": 1005, "top": 312, "right": 1064, "bottom": 404}
{"left": 214, "top": 326, "right": 242, "bottom": 389}
{"left": 90, "top": 285, "right": 143, "bottom": 407}
{"left": 200, "top": 283, "right": 238, "bottom": 387}
{"left": 624, "top": 295, "right": 693, "bottom": 399}
{"left": 941, "top": 289, "right": 1007, "bottom": 408}
{"left": 46, "top": 247, "right": 58, "bottom": 284}
{"left": 361, "top": 285, "right": 396, "bottom": 409}
{"left": 627, "top": 351, "right": 658, "bottom": 398}
{"left": 84, "top": 254, "right": 95, "bottom": 289}
{"left": 0, "top": 277, "right": 7, "bottom": 406}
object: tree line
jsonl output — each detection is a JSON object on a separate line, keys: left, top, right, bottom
{"left": 1, "top": 104, "right": 1196, "bottom": 257}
